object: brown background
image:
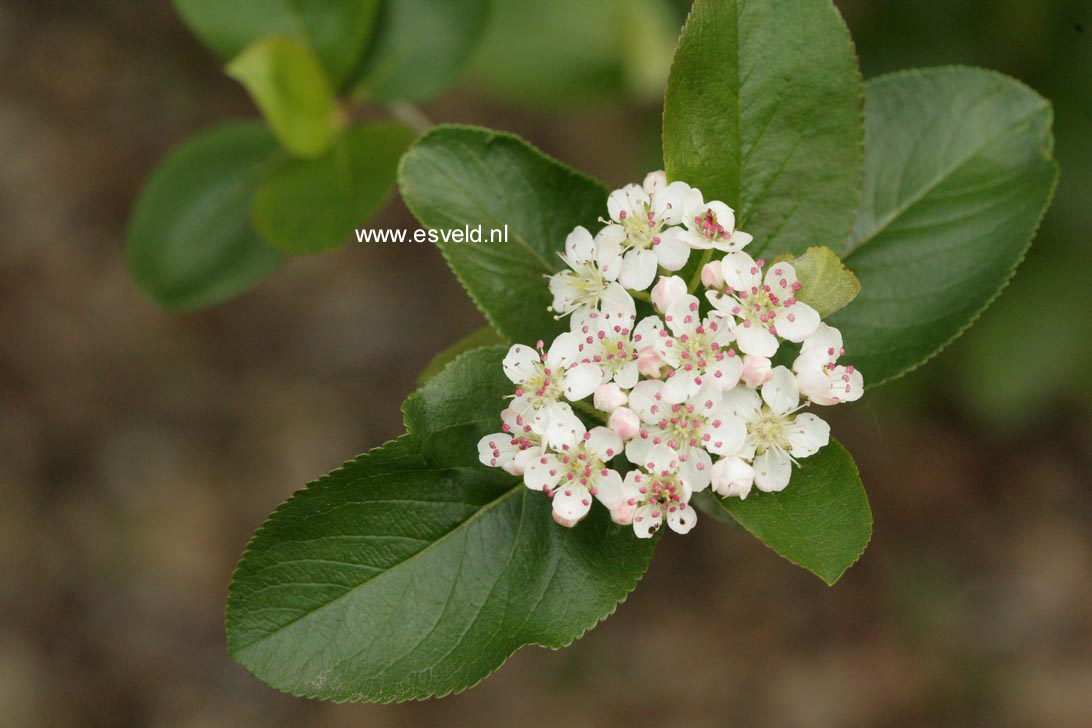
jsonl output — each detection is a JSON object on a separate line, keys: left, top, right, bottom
{"left": 1, "top": 1, "right": 1089, "bottom": 726}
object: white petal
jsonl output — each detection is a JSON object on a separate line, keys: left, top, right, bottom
{"left": 653, "top": 229, "right": 690, "bottom": 271}
{"left": 592, "top": 468, "right": 624, "bottom": 508}
{"left": 774, "top": 301, "right": 821, "bottom": 342}
{"left": 679, "top": 229, "right": 714, "bottom": 250}
{"left": 753, "top": 449, "right": 792, "bottom": 492}
{"left": 585, "top": 426, "right": 623, "bottom": 462}
{"left": 707, "top": 351, "right": 744, "bottom": 391}
{"left": 607, "top": 184, "right": 649, "bottom": 223}
{"left": 680, "top": 185, "right": 705, "bottom": 225}
{"left": 735, "top": 322, "right": 779, "bottom": 357}
{"left": 702, "top": 413, "right": 747, "bottom": 457}
{"left": 502, "top": 344, "right": 540, "bottom": 385}
{"left": 764, "top": 261, "right": 799, "bottom": 294}
{"left": 627, "top": 380, "right": 664, "bottom": 423}
{"left": 632, "top": 503, "right": 662, "bottom": 538}
{"left": 594, "top": 235, "right": 624, "bottom": 281}
{"left": 596, "top": 224, "right": 628, "bottom": 247}
{"left": 632, "top": 315, "right": 664, "bottom": 349}
{"left": 652, "top": 180, "right": 691, "bottom": 225}
{"left": 642, "top": 170, "right": 667, "bottom": 194}
{"left": 710, "top": 456, "right": 755, "bottom": 499}
{"left": 715, "top": 229, "right": 752, "bottom": 252}
{"left": 761, "top": 366, "right": 800, "bottom": 415}
{"left": 785, "top": 413, "right": 830, "bottom": 458}
{"left": 552, "top": 484, "right": 593, "bottom": 522}
{"left": 562, "top": 362, "right": 603, "bottom": 401}
{"left": 546, "top": 331, "right": 582, "bottom": 370}
{"left": 680, "top": 447, "right": 712, "bottom": 492}
{"left": 478, "top": 432, "right": 518, "bottom": 470}
{"left": 624, "top": 435, "right": 652, "bottom": 468}
{"left": 666, "top": 500, "right": 697, "bottom": 534}
{"left": 705, "top": 200, "right": 736, "bottom": 234}
{"left": 644, "top": 443, "right": 680, "bottom": 475}
{"left": 564, "top": 226, "right": 596, "bottom": 265}
{"left": 720, "top": 252, "right": 761, "bottom": 292}
{"left": 599, "top": 282, "right": 636, "bottom": 322}
{"left": 548, "top": 272, "right": 582, "bottom": 315}
{"left": 800, "top": 323, "right": 844, "bottom": 362}
{"left": 524, "top": 454, "right": 563, "bottom": 491}
{"left": 661, "top": 369, "right": 695, "bottom": 404}
{"left": 664, "top": 294, "right": 701, "bottom": 336}
{"left": 618, "top": 248, "right": 658, "bottom": 291}
{"left": 537, "top": 404, "right": 584, "bottom": 451}
{"left": 721, "top": 386, "right": 762, "bottom": 420}
{"left": 510, "top": 446, "right": 542, "bottom": 475}
{"left": 614, "top": 360, "right": 640, "bottom": 389}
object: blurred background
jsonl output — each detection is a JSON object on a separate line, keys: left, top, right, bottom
{"left": 1, "top": 0, "right": 1089, "bottom": 725}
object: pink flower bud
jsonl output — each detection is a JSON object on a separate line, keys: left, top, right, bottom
{"left": 740, "top": 354, "right": 773, "bottom": 388}
{"left": 552, "top": 509, "right": 579, "bottom": 528}
{"left": 650, "top": 275, "right": 687, "bottom": 314}
{"left": 608, "top": 406, "right": 641, "bottom": 441}
{"left": 701, "top": 261, "right": 724, "bottom": 289}
{"left": 711, "top": 457, "right": 755, "bottom": 499}
{"left": 610, "top": 499, "right": 637, "bottom": 526}
{"left": 642, "top": 170, "right": 667, "bottom": 194}
{"left": 593, "top": 383, "right": 628, "bottom": 412}
{"left": 637, "top": 346, "right": 666, "bottom": 378}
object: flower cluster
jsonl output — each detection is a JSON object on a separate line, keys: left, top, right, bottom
{"left": 478, "top": 172, "right": 863, "bottom": 538}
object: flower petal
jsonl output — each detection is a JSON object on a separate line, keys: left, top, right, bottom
{"left": 653, "top": 229, "right": 690, "bottom": 271}
{"left": 552, "top": 484, "right": 593, "bottom": 523}
{"left": 785, "top": 413, "right": 830, "bottom": 458}
{"left": 562, "top": 362, "right": 603, "bottom": 401}
{"left": 618, "top": 248, "right": 658, "bottom": 291}
{"left": 774, "top": 301, "right": 821, "bottom": 342}
{"left": 585, "top": 426, "right": 622, "bottom": 462}
{"left": 666, "top": 500, "right": 696, "bottom": 534}
{"left": 753, "top": 449, "right": 792, "bottom": 492}
{"left": 761, "top": 366, "right": 800, "bottom": 415}
{"left": 502, "top": 344, "right": 540, "bottom": 385}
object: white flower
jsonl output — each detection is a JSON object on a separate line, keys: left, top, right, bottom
{"left": 652, "top": 293, "right": 743, "bottom": 402}
{"left": 706, "top": 253, "right": 821, "bottom": 357}
{"left": 598, "top": 180, "right": 692, "bottom": 290}
{"left": 625, "top": 381, "right": 746, "bottom": 491}
{"left": 608, "top": 406, "right": 641, "bottom": 441}
{"left": 593, "top": 383, "right": 628, "bottom": 412}
{"left": 678, "top": 189, "right": 753, "bottom": 252}
{"left": 700, "top": 261, "right": 724, "bottom": 288}
{"left": 477, "top": 401, "right": 545, "bottom": 475}
{"left": 524, "top": 419, "right": 624, "bottom": 527}
{"left": 739, "top": 354, "right": 773, "bottom": 388}
{"left": 572, "top": 288, "right": 656, "bottom": 389}
{"left": 721, "top": 366, "right": 830, "bottom": 493}
{"left": 549, "top": 226, "right": 625, "bottom": 316}
{"left": 650, "top": 275, "right": 688, "bottom": 314}
{"left": 710, "top": 456, "right": 755, "bottom": 499}
{"left": 615, "top": 444, "right": 698, "bottom": 537}
{"left": 793, "top": 324, "right": 864, "bottom": 405}
{"left": 502, "top": 336, "right": 603, "bottom": 410}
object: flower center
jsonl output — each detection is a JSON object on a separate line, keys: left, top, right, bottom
{"left": 549, "top": 441, "right": 609, "bottom": 500}
{"left": 693, "top": 210, "right": 728, "bottom": 241}
{"left": 617, "top": 206, "right": 666, "bottom": 250}
{"left": 630, "top": 470, "right": 686, "bottom": 514}
{"left": 749, "top": 407, "right": 790, "bottom": 454}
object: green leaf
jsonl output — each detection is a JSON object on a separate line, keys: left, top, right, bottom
{"left": 352, "top": 0, "right": 489, "bottom": 103}
{"left": 718, "top": 439, "right": 870, "bottom": 585}
{"left": 227, "top": 36, "right": 343, "bottom": 158}
{"left": 126, "top": 122, "right": 286, "bottom": 311}
{"left": 662, "top": 0, "right": 864, "bottom": 258}
{"left": 829, "top": 67, "right": 1058, "bottom": 386}
{"left": 398, "top": 125, "right": 608, "bottom": 344}
{"left": 417, "top": 326, "right": 507, "bottom": 386}
{"left": 252, "top": 122, "right": 416, "bottom": 253}
{"left": 782, "top": 246, "right": 861, "bottom": 318}
{"left": 173, "top": 0, "right": 379, "bottom": 86}
{"left": 226, "top": 347, "right": 655, "bottom": 701}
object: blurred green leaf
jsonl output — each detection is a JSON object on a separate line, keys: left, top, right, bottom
{"left": 784, "top": 246, "right": 861, "bottom": 318}
{"left": 173, "top": 0, "right": 379, "bottom": 86}
{"left": 227, "top": 36, "right": 344, "bottom": 158}
{"left": 829, "top": 67, "right": 1059, "bottom": 386}
{"left": 126, "top": 122, "right": 286, "bottom": 311}
{"left": 398, "top": 125, "right": 608, "bottom": 344}
{"left": 226, "top": 347, "right": 655, "bottom": 701}
{"left": 662, "top": 0, "right": 864, "bottom": 259}
{"left": 417, "top": 326, "right": 506, "bottom": 385}
{"left": 253, "top": 122, "right": 415, "bottom": 253}
{"left": 352, "top": 0, "right": 489, "bottom": 103}
{"left": 718, "top": 439, "right": 871, "bottom": 585}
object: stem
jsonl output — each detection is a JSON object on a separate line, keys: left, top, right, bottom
{"left": 388, "top": 102, "right": 434, "bottom": 135}
{"left": 572, "top": 400, "right": 608, "bottom": 424}
{"left": 688, "top": 249, "right": 714, "bottom": 293}
{"left": 629, "top": 289, "right": 652, "bottom": 302}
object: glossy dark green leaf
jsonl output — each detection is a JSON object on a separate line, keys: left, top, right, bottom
{"left": 227, "top": 36, "right": 343, "bottom": 158}
{"left": 417, "top": 326, "right": 506, "bottom": 386}
{"left": 173, "top": 0, "right": 378, "bottom": 86}
{"left": 126, "top": 122, "right": 286, "bottom": 311}
{"left": 398, "top": 125, "right": 608, "bottom": 344}
{"left": 718, "top": 439, "right": 870, "bottom": 585}
{"left": 226, "top": 347, "right": 656, "bottom": 701}
{"left": 351, "top": 0, "right": 489, "bottom": 103}
{"left": 252, "top": 122, "right": 415, "bottom": 253}
{"left": 829, "top": 67, "right": 1058, "bottom": 386}
{"left": 784, "top": 246, "right": 861, "bottom": 318}
{"left": 662, "top": 0, "right": 864, "bottom": 258}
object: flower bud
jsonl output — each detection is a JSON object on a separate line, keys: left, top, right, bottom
{"left": 700, "top": 261, "right": 724, "bottom": 289}
{"left": 637, "top": 346, "right": 666, "bottom": 378}
{"left": 711, "top": 457, "right": 755, "bottom": 499}
{"left": 740, "top": 354, "right": 773, "bottom": 388}
{"left": 593, "top": 383, "right": 628, "bottom": 412}
{"left": 642, "top": 170, "right": 667, "bottom": 194}
{"left": 610, "top": 498, "right": 637, "bottom": 526}
{"left": 608, "top": 406, "right": 641, "bottom": 441}
{"left": 650, "top": 275, "right": 687, "bottom": 314}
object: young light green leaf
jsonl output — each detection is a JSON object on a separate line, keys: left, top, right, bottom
{"left": 126, "top": 122, "right": 286, "bottom": 311}
{"left": 173, "top": 0, "right": 378, "bottom": 87}
{"left": 226, "top": 347, "right": 656, "bottom": 702}
{"left": 417, "top": 326, "right": 506, "bottom": 386}
{"left": 784, "top": 246, "right": 861, "bottom": 317}
{"left": 227, "top": 36, "right": 344, "bottom": 158}
{"left": 662, "top": 0, "right": 864, "bottom": 258}
{"left": 252, "top": 122, "right": 416, "bottom": 253}
{"left": 398, "top": 125, "right": 609, "bottom": 344}
{"left": 352, "top": 0, "right": 489, "bottom": 103}
{"left": 829, "top": 67, "right": 1058, "bottom": 386}
{"left": 718, "top": 439, "right": 870, "bottom": 585}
